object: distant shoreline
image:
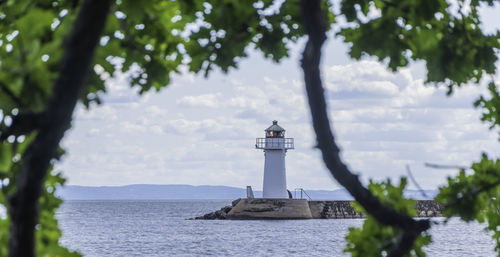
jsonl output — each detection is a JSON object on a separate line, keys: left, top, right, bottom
{"left": 57, "top": 184, "right": 438, "bottom": 201}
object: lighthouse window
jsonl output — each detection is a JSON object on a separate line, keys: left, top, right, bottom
{"left": 267, "top": 131, "right": 286, "bottom": 137}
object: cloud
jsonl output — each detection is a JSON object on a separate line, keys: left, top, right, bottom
{"left": 101, "top": 74, "right": 143, "bottom": 104}
{"left": 324, "top": 60, "right": 411, "bottom": 98}
{"left": 176, "top": 93, "right": 222, "bottom": 108}
{"left": 74, "top": 105, "right": 117, "bottom": 121}
{"left": 87, "top": 128, "right": 100, "bottom": 136}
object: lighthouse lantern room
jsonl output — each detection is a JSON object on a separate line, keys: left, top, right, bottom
{"left": 255, "top": 120, "right": 294, "bottom": 198}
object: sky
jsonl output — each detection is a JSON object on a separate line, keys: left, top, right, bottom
{"left": 56, "top": 4, "right": 500, "bottom": 190}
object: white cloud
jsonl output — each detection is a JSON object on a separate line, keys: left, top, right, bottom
{"left": 325, "top": 61, "right": 411, "bottom": 98}
{"left": 75, "top": 105, "right": 117, "bottom": 121}
{"left": 120, "top": 121, "right": 147, "bottom": 133}
{"left": 176, "top": 93, "right": 222, "bottom": 108}
{"left": 87, "top": 128, "right": 100, "bottom": 136}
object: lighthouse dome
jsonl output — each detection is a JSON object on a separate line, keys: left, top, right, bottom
{"left": 265, "top": 120, "right": 285, "bottom": 138}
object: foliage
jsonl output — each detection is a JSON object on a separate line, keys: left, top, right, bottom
{"left": 0, "top": 0, "right": 499, "bottom": 256}
{"left": 0, "top": 1, "right": 81, "bottom": 255}
{"left": 436, "top": 154, "right": 500, "bottom": 253}
{"left": 0, "top": 130, "right": 80, "bottom": 256}
{"left": 0, "top": 0, "right": 315, "bottom": 111}
{"left": 338, "top": 0, "right": 499, "bottom": 92}
{"left": 35, "top": 170, "right": 81, "bottom": 257}
{"left": 336, "top": 0, "right": 500, "bottom": 255}
{"left": 345, "top": 178, "right": 431, "bottom": 257}
{"left": 475, "top": 82, "right": 500, "bottom": 135}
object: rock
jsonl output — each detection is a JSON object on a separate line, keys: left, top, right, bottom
{"left": 193, "top": 205, "right": 233, "bottom": 220}
{"left": 232, "top": 198, "right": 241, "bottom": 207}
{"left": 221, "top": 206, "right": 232, "bottom": 213}
{"left": 310, "top": 201, "right": 362, "bottom": 219}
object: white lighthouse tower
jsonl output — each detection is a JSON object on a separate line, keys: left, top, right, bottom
{"left": 255, "top": 120, "right": 294, "bottom": 198}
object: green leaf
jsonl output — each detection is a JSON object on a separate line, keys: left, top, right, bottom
{"left": 0, "top": 142, "right": 12, "bottom": 174}
{"left": 345, "top": 178, "right": 430, "bottom": 257}
{"left": 16, "top": 8, "right": 55, "bottom": 45}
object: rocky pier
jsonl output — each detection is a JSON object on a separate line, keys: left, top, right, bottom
{"left": 193, "top": 199, "right": 443, "bottom": 220}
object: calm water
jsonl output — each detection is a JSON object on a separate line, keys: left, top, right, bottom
{"left": 57, "top": 200, "right": 496, "bottom": 257}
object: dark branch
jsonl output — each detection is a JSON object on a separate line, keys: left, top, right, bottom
{"left": 299, "top": 0, "right": 429, "bottom": 256}
{"left": 446, "top": 179, "right": 500, "bottom": 209}
{"left": 425, "top": 162, "right": 469, "bottom": 170}
{"left": 406, "top": 165, "right": 428, "bottom": 198}
{"left": 388, "top": 231, "right": 419, "bottom": 257}
{"left": 0, "top": 81, "right": 23, "bottom": 107}
{"left": 7, "top": 0, "right": 113, "bottom": 256}
{"left": 0, "top": 112, "right": 44, "bottom": 141}
{"left": 381, "top": 0, "right": 398, "bottom": 7}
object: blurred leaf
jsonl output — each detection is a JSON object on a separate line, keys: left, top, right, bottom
{"left": 0, "top": 142, "right": 12, "bottom": 174}
{"left": 346, "top": 178, "right": 430, "bottom": 257}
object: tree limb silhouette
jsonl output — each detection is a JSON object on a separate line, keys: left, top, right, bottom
{"left": 8, "top": 0, "right": 113, "bottom": 256}
{"left": 299, "top": 0, "right": 430, "bottom": 255}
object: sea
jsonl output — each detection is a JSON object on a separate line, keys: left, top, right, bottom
{"left": 57, "top": 200, "right": 496, "bottom": 257}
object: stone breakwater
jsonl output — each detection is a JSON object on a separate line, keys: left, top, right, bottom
{"left": 193, "top": 199, "right": 444, "bottom": 220}
{"left": 308, "top": 200, "right": 443, "bottom": 219}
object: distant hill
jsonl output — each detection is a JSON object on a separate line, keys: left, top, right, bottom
{"left": 57, "top": 184, "right": 438, "bottom": 200}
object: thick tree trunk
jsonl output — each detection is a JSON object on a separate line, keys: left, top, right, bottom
{"left": 298, "top": 0, "right": 430, "bottom": 256}
{"left": 8, "top": 0, "right": 112, "bottom": 256}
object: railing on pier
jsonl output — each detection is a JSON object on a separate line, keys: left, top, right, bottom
{"left": 294, "top": 188, "right": 312, "bottom": 200}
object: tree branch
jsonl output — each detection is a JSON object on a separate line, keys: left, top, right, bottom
{"left": 406, "top": 164, "right": 428, "bottom": 198}
{"left": 446, "top": 179, "right": 500, "bottom": 209}
{"left": 0, "top": 81, "right": 23, "bottom": 107}
{"left": 425, "top": 162, "right": 469, "bottom": 170}
{"left": 8, "top": 0, "right": 113, "bottom": 256}
{"left": 388, "top": 231, "right": 419, "bottom": 257}
{"left": 0, "top": 112, "right": 44, "bottom": 141}
{"left": 299, "top": 0, "right": 430, "bottom": 256}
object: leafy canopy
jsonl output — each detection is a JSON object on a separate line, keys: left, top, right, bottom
{"left": 0, "top": 0, "right": 499, "bottom": 256}
{"left": 337, "top": 1, "right": 500, "bottom": 256}
{"left": 345, "top": 178, "right": 431, "bottom": 257}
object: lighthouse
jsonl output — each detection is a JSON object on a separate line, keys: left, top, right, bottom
{"left": 255, "top": 120, "right": 294, "bottom": 198}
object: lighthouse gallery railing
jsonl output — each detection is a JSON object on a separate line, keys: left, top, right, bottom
{"left": 255, "top": 138, "right": 294, "bottom": 149}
